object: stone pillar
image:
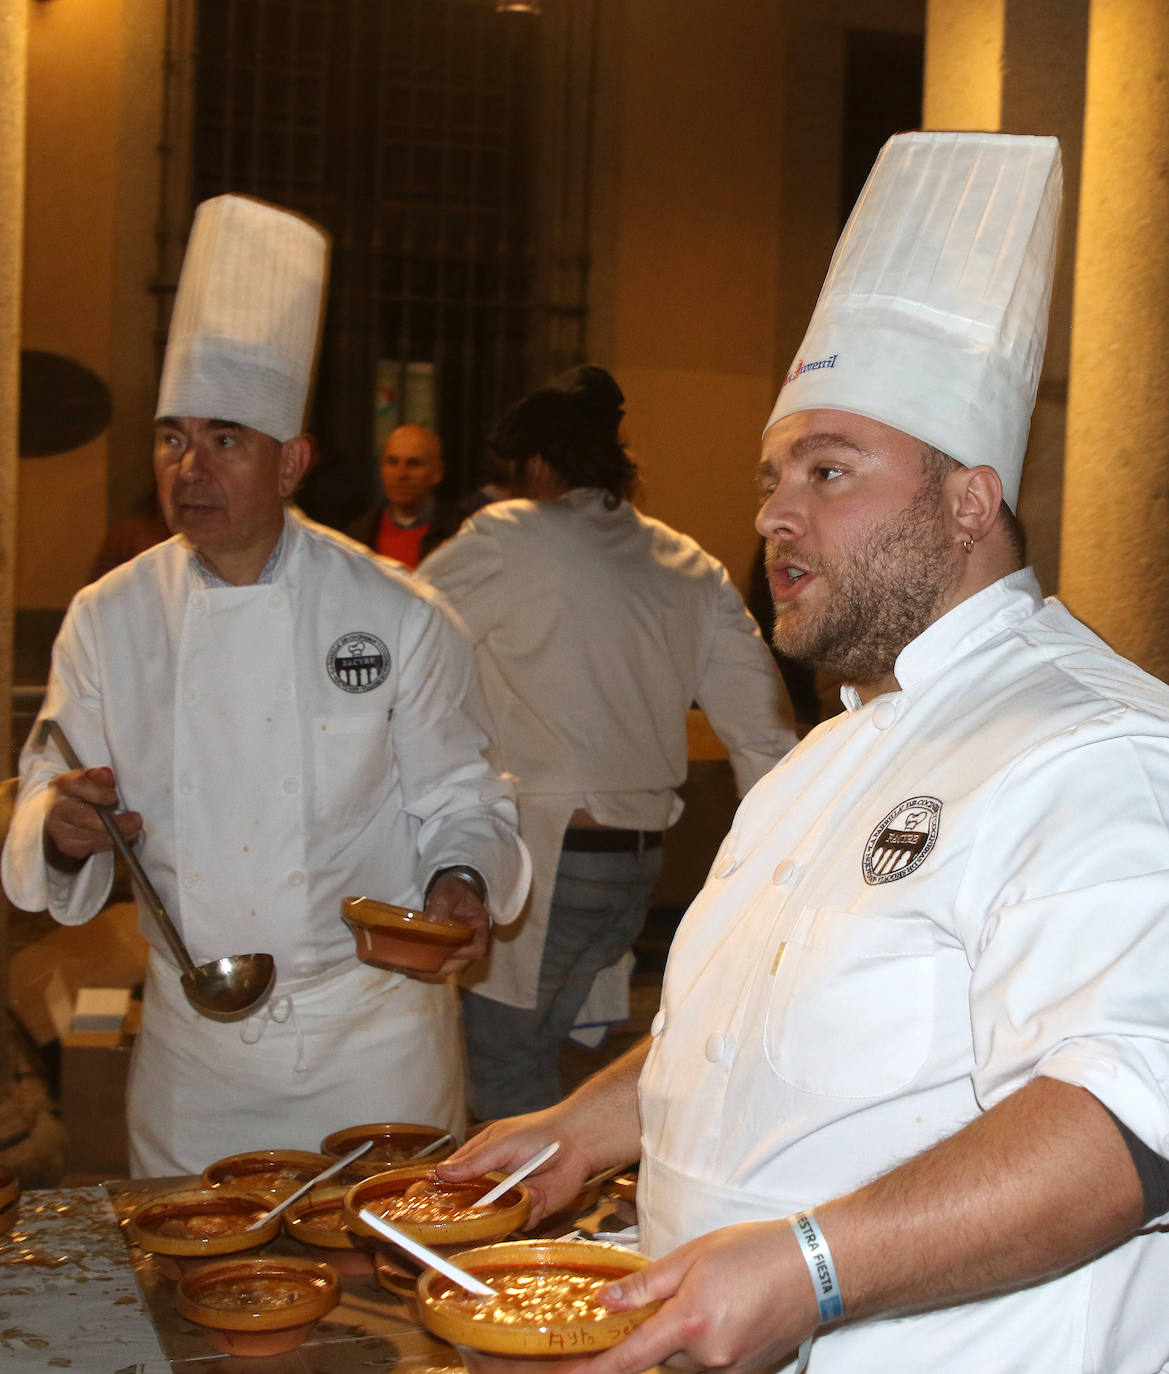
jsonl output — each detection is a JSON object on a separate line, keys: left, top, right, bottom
{"left": 923, "top": 0, "right": 1090, "bottom": 596}
{"left": 1061, "top": 1, "right": 1169, "bottom": 681}
{"left": 0, "top": 0, "right": 29, "bottom": 1107}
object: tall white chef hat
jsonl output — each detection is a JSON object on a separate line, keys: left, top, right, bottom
{"left": 766, "top": 131, "right": 1062, "bottom": 509}
{"left": 155, "top": 195, "right": 330, "bottom": 443}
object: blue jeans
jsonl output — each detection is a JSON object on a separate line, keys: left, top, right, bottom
{"left": 462, "top": 844, "right": 663, "bottom": 1121}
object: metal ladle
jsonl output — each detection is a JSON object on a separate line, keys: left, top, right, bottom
{"left": 38, "top": 719, "right": 276, "bottom": 1022}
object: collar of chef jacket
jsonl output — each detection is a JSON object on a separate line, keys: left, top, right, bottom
{"left": 839, "top": 567, "right": 1043, "bottom": 713}
{"left": 192, "top": 514, "right": 290, "bottom": 588}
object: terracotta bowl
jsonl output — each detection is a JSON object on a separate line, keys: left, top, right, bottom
{"left": 341, "top": 896, "right": 472, "bottom": 973}
{"left": 283, "top": 1184, "right": 375, "bottom": 1276}
{"left": 0, "top": 1166, "right": 18, "bottom": 1236}
{"left": 608, "top": 1170, "right": 638, "bottom": 1204}
{"left": 320, "top": 1121, "right": 455, "bottom": 1174}
{"left": 343, "top": 1165, "right": 530, "bottom": 1248}
{"left": 201, "top": 1149, "right": 333, "bottom": 1198}
{"left": 418, "top": 1239, "right": 658, "bottom": 1359}
{"left": 127, "top": 1187, "right": 279, "bottom": 1279}
{"left": 177, "top": 1254, "right": 340, "bottom": 1356}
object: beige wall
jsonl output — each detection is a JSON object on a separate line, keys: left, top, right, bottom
{"left": 1062, "top": 0, "right": 1169, "bottom": 681}
{"left": 588, "top": 0, "right": 786, "bottom": 589}
{"left": 924, "top": 0, "right": 1090, "bottom": 595}
{"left": 591, "top": 0, "right": 925, "bottom": 591}
{"left": 20, "top": 0, "right": 117, "bottom": 606}
{"left": 18, "top": 0, "right": 163, "bottom": 611}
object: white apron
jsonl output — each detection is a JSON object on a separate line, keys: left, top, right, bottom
{"left": 129, "top": 949, "right": 463, "bottom": 1177}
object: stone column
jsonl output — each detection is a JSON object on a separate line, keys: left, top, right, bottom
{"left": 923, "top": 0, "right": 1090, "bottom": 596}
{"left": 0, "top": 0, "right": 29, "bottom": 1108}
{"left": 1061, "top": 1, "right": 1169, "bottom": 681}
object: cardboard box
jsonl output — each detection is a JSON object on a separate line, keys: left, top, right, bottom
{"left": 9, "top": 902, "right": 149, "bottom": 1046}
{"left": 60, "top": 1037, "right": 133, "bottom": 1177}
{"left": 59, "top": 990, "right": 141, "bottom": 1177}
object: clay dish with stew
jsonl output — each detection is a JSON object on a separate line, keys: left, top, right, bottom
{"left": 0, "top": 1167, "right": 18, "bottom": 1235}
{"left": 342, "top": 896, "right": 471, "bottom": 974}
{"left": 176, "top": 1254, "right": 340, "bottom": 1356}
{"left": 283, "top": 1184, "right": 374, "bottom": 1275}
{"left": 344, "top": 1164, "right": 530, "bottom": 1247}
{"left": 201, "top": 1148, "right": 333, "bottom": 1198}
{"left": 321, "top": 1121, "right": 455, "bottom": 1174}
{"left": 418, "top": 1239, "right": 658, "bottom": 1361}
{"left": 127, "top": 1187, "right": 279, "bottom": 1279}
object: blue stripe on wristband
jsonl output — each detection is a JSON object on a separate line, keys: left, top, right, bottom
{"left": 789, "top": 1210, "right": 844, "bottom": 1325}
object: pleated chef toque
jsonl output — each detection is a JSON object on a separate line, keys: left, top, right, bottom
{"left": 766, "top": 132, "right": 1062, "bottom": 509}
{"left": 156, "top": 195, "right": 330, "bottom": 443}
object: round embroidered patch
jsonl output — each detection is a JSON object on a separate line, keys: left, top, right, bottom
{"left": 862, "top": 796, "right": 941, "bottom": 885}
{"left": 327, "top": 632, "right": 391, "bottom": 693}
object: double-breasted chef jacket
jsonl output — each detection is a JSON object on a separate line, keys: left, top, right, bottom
{"left": 419, "top": 488, "right": 796, "bottom": 1011}
{"left": 640, "top": 570, "right": 1169, "bottom": 1374}
{"left": 3, "top": 509, "right": 530, "bottom": 1174}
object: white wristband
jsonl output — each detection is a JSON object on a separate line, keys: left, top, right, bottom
{"left": 789, "top": 1210, "right": 844, "bottom": 1325}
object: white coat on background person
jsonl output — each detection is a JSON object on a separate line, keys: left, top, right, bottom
{"left": 418, "top": 365, "right": 796, "bottom": 1120}
{"left": 419, "top": 490, "right": 795, "bottom": 1007}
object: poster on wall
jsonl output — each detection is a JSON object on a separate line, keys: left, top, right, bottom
{"left": 374, "top": 361, "right": 436, "bottom": 456}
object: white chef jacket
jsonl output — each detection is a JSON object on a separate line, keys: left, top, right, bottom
{"left": 639, "top": 570, "right": 1169, "bottom": 1374}
{"left": 418, "top": 489, "right": 796, "bottom": 1009}
{"left": 3, "top": 508, "right": 530, "bottom": 1172}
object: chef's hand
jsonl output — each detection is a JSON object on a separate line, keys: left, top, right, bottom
{"left": 43, "top": 766, "right": 142, "bottom": 870}
{"left": 582, "top": 1220, "right": 819, "bottom": 1374}
{"left": 413, "top": 869, "right": 492, "bottom": 981}
{"left": 436, "top": 1109, "right": 595, "bottom": 1225}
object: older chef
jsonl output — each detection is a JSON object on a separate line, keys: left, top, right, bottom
{"left": 439, "top": 133, "right": 1169, "bottom": 1374}
{"left": 2, "top": 196, "right": 529, "bottom": 1177}
{"left": 419, "top": 365, "right": 796, "bottom": 1120}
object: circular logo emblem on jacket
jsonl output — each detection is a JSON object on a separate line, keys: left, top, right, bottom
{"left": 862, "top": 796, "right": 941, "bottom": 885}
{"left": 327, "top": 632, "right": 391, "bottom": 693}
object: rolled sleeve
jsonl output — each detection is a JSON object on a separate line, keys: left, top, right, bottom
{"left": 1, "top": 597, "right": 118, "bottom": 925}
{"left": 966, "top": 732, "right": 1169, "bottom": 1155}
{"left": 390, "top": 587, "right": 530, "bottom": 924}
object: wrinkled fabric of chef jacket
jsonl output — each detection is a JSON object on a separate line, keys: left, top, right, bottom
{"left": 639, "top": 569, "right": 1169, "bottom": 1374}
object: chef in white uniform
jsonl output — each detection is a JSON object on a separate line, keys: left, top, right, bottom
{"left": 438, "top": 133, "right": 1169, "bottom": 1374}
{"left": 2, "top": 195, "right": 529, "bottom": 1176}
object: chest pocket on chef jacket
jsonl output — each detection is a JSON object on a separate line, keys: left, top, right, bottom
{"left": 313, "top": 715, "right": 393, "bottom": 825}
{"left": 764, "top": 907, "right": 935, "bottom": 1098}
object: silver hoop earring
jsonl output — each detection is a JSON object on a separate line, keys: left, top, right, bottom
{"left": 961, "top": 536, "right": 974, "bottom": 554}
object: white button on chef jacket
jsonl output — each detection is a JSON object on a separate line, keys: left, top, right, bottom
{"left": 872, "top": 700, "right": 898, "bottom": 730}
{"left": 772, "top": 859, "right": 796, "bottom": 886}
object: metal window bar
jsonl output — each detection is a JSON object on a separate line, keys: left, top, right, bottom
{"left": 159, "top": 0, "right": 595, "bottom": 525}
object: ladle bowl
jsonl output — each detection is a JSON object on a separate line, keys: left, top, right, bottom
{"left": 182, "top": 955, "right": 276, "bottom": 1021}
{"left": 38, "top": 720, "right": 276, "bottom": 1021}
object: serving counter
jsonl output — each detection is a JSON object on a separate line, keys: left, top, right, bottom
{"left": 0, "top": 1177, "right": 637, "bottom": 1371}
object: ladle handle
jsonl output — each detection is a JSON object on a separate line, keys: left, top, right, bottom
{"left": 38, "top": 719, "right": 197, "bottom": 977}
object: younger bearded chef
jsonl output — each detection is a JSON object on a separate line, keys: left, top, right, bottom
{"left": 2, "top": 196, "right": 530, "bottom": 1176}
{"left": 437, "top": 133, "right": 1169, "bottom": 1374}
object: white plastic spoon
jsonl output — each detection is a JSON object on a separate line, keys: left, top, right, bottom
{"left": 409, "top": 1131, "right": 454, "bottom": 1160}
{"left": 357, "top": 1207, "right": 496, "bottom": 1297}
{"left": 473, "top": 1140, "right": 560, "bottom": 1209}
{"left": 244, "top": 1140, "right": 374, "bottom": 1231}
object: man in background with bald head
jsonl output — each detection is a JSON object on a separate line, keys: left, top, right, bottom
{"left": 350, "top": 423, "right": 456, "bottom": 568}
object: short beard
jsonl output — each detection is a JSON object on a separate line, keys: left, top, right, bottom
{"left": 767, "top": 472, "right": 960, "bottom": 687}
